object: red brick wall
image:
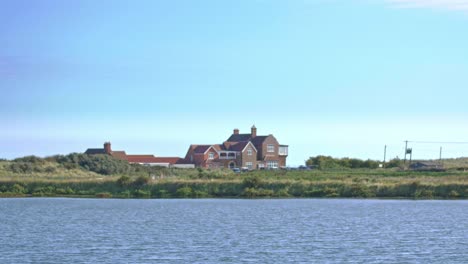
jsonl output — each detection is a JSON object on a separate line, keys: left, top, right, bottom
{"left": 240, "top": 144, "right": 257, "bottom": 169}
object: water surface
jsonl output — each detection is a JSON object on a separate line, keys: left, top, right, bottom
{"left": 0, "top": 198, "right": 466, "bottom": 263}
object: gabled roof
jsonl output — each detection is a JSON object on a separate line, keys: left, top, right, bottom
{"left": 85, "top": 148, "right": 107, "bottom": 155}
{"left": 250, "top": 136, "right": 268, "bottom": 145}
{"left": 228, "top": 142, "right": 249, "bottom": 151}
{"left": 226, "top": 134, "right": 252, "bottom": 142}
{"left": 190, "top": 144, "right": 222, "bottom": 154}
{"left": 226, "top": 133, "right": 270, "bottom": 145}
{"left": 243, "top": 141, "right": 258, "bottom": 153}
{"left": 212, "top": 144, "right": 223, "bottom": 151}
{"left": 193, "top": 145, "right": 212, "bottom": 154}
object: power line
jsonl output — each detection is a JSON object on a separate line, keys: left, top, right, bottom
{"left": 407, "top": 141, "right": 468, "bottom": 145}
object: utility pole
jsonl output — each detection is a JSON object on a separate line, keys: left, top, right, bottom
{"left": 404, "top": 140, "right": 408, "bottom": 163}
{"left": 383, "top": 145, "right": 387, "bottom": 168}
{"left": 439, "top": 146, "right": 443, "bottom": 168}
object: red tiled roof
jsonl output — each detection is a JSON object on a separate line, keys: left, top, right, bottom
{"left": 110, "top": 151, "right": 127, "bottom": 160}
{"left": 85, "top": 142, "right": 183, "bottom": 164}
{"left": 126, "top": 155, "right": 181, "bottom": 164}
{"left": 126, "top": 155, "right": 156, "bottom": 163}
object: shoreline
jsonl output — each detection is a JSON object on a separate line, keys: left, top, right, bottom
{"left": 1, "top": 176, "right": 466, "bottom": 200}
{"left": 1, "top": 195, "right": 467, "bottom": 200}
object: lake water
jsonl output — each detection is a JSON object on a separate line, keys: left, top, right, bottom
{"left": 0, "top": 198, "right": 466, "bottom": 263}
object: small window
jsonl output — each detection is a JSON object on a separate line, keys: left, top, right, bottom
{"left": 247, "top": 148, "right": 253, "bottom": 156}
{"left": 245, "top": 162, "right": 253, "bottom": 169}
{"left": 208, "top": 152, "right": 214, "bottom": 160}
{"left": 267, "top": 144, "right": 275, "bottom": 153}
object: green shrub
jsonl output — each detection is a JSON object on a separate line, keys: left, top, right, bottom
{"left": 11, "top": 184, "right": 26, "bottom": 194}
{"left": 414, "top": 189, "right": 434, "bottom": 199}
{"left": 77, "top": 190, "right": 95, "bottom": 196}
{"left": 53, "top": 153, "right": 133, "bottom": 175}
{"left": 120, "top": 190, "right": 131, "bottom": 198}
{"left": 348, "top": 184, "right": 374, "bottom": 198}
{"left": 117, "top": 175, "right": 132, "bottom": 187}
{"left": 324, "top": 187, "right": 339, "bottom": 197}
{"left": 176, "top": 187, "right": 193, "bottom": 198}
{"left": 155, "top": 189, "right": 171, "bottom": 198}
{"left": 45, "top": 166, "right": 56, "bottom": 173}
{"left": 448, "top": 190, "right": 460, "bottom": 198}
{"left": 275, "top": 188, "right": 290, "bottom": 197}
{"left": 193, "top": 190, "right": 210, "bottom": 198}
{"left": 243, "top": 187, "right": 274, "bottom": 198}
{"left": 243, "top": 176, "right": 261, "bottom": 188}
{"left": 306, "top": 155, "right": 381, "bottom": 169}
{"left": 134, "top": 189, "right": 150, "bottom": 198}
{"left": 134, "top": 175, "right": 150, "bottom": 187}
{"left": 54, "top": 187, "right": 74, "bottom": 195}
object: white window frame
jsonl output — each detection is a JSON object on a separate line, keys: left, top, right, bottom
{"left": 267, "top": 144, "right": 275, "bottom": 153}
{"left": 279, "top": 146, "right": 288, "bottom": 156}
{"left": 247, "top": 148, "right": 253, "bottom": 156}
{"left": 267, "top": 161, "right": 278, "bottom": 168}
{"left": 245, "top": 162, "right": 253, "bottom": 169}
{"left": 208, "top": 152, "right": 214, "bottom": 160}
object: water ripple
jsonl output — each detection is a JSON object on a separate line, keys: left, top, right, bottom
{"left": 0, "top": 198, "right": 467, "bottom": 263}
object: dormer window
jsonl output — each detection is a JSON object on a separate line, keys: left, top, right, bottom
{"left": 208, "top": 152, "right": 215, "bottom": 160}
{"left": 267, "top": 144, "right": 275, "bottom": 153}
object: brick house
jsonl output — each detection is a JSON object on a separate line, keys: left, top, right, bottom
{"left": 84, "top": 142, "right": 190, "bottom": 168}
{"left": 184, "top": 126, "right": 288, "bottom": 169}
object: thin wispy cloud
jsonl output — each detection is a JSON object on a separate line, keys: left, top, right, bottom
{"left": 385, "top": 0, "right": 468, "bottom": 11}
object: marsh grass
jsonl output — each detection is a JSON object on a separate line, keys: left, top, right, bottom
{"left": 0, "top": 159, "right": 467, "bottom": 199}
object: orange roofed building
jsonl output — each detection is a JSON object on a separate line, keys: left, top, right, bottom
{"left": 84, "top": 142, "right": 192, "bottom": 168}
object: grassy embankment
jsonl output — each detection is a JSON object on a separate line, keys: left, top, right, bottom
{"left": 0, "top": 155, "right": 467, "bottom": 199}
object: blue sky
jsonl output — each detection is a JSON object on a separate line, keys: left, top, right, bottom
{"left": 1, "top": 0, "right": 468, "bottom": 165}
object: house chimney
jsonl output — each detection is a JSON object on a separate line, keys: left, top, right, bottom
{"left": 233, "top": 128, "right": 239, "bottom": 135}
{"left": 251, "top": 125, "right": 257, "bottom": 138}
{"left": 104, "top": 142, "right": 112, "bottom": 154}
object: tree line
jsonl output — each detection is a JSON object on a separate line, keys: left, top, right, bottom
{"left": 305, "top": 155, "right": 404, "bottom": 169}
{"left": 7, "top": 153, "right": 166, "bottom": 176}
